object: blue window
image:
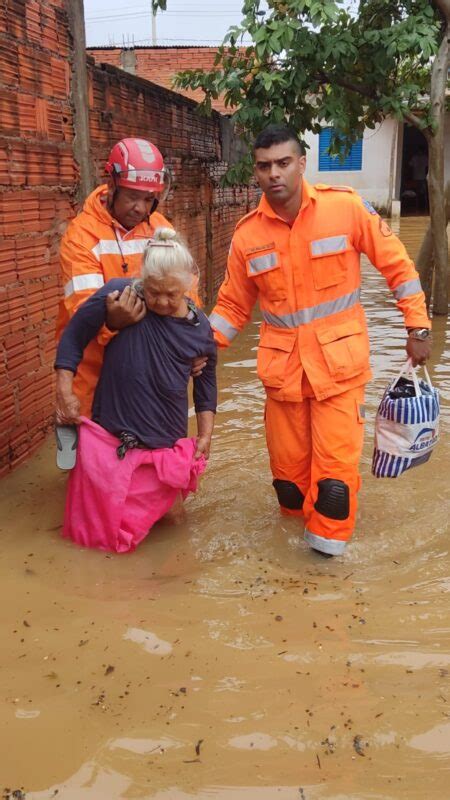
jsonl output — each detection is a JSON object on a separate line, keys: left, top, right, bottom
{"left": 318, "top": 127, "right": 363, "bottom": 171}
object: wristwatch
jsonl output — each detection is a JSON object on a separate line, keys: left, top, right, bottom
{"left": 407, "top": 328, "right": 431, "bottom": 340}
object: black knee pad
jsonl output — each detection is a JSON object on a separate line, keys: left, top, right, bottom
{"left": 314, "top": 478, "right": 349, "bottom": 520}
{"left": 273, "top": 479, "right": 304, "bottom": 510}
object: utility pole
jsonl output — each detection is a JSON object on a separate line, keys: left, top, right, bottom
{"left": 66, "top": 0, "right": 95, "bottom": 202}
{"left": 152, "top": 8, "right": 157, "bottom": 45}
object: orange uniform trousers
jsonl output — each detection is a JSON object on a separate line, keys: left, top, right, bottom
{"left": 265, "top": 379, "right": 365, "bottom": 555}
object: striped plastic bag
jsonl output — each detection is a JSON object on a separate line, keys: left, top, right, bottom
{"left": 372, "top": 360, "right": 439, "bottom": 478}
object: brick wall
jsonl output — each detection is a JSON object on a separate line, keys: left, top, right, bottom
{"left": 87, "top": 46, "right": 235, "bottom": 115}
{"left": 0, "top": 11, "right": 254, "bottom": 475}
{"left": 0, "top": 0, "right": 75, "bottom": 475}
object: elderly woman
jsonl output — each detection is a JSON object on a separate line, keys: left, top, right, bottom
{"left": 55, "top": 228, "right": 217, "bottom": 553}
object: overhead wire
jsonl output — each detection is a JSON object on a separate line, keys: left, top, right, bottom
{"left": 90, "top": 37, "right": 238, "bottom": 44}
{"left": 85, "top": 0, "right": 258, "bottom": 45}
{"left": 87, "top": 13, "right": 242, "bottom": 23}
{"left": 85, "top": 1, "right": 243, "bottom": 10}
{"left": 85, "top": 6, "right": 244, "bottom": 21}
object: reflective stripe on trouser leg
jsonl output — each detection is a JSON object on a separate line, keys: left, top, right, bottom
{"left": 302, "top": 385, "right": 366, "bottom": 554}
{"left": 304, "top": 529, "right": 347, "bottom": 556}
{"left": 264, "top": 396, "right": 312, "bottom": 518}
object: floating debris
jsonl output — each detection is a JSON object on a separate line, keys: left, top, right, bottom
{"left": 353, "top": 735, "right": 368, "bottom": 756}
{"left": 195, "top": 738, "right": 204, "bottom": 756}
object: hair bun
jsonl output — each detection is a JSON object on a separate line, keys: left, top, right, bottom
{"left": 153, "top": 227, "right": 177, "bottom": 242}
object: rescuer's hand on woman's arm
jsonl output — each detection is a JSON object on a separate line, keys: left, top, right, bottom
{"left": 191, "top": 354, "right": 208, "bottom": 377}
{"left": 56, "top": 369, "right": 82, "bottom": 425}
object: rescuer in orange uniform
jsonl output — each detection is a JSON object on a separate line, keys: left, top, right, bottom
{"left": 210, "top": 125, "right": 432, "bottom": 556}
{"left": 57, "top": 137, "right": 201, "bottom": 417}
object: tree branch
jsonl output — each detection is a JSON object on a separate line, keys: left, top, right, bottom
{"left": 433, "top": 0, "right": 450, "bottom": 21}
{"left": 403, "top": 109, "right": 430, "bottom": 132}
{"left": 316, "top": 70, "right": 377, "bottom": 100}
{"left": 317, "top": 71, "right": 429, "bottom": 133}
{"left": 430, "top": 16, "right": 449, "bottom": 127}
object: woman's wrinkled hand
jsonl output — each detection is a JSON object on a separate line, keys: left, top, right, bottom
{"left": 56, "top": 391, "right": 82, "bottom": 426}
{"left": 106, "top": 285, "right": 146, "bottom": 330}
{"left": 194, "top": 434, "right": 212, "bottom": 460}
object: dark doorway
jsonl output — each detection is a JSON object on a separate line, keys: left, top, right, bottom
{"left": 400, "top": 125, "right": 429, "bottom": 216}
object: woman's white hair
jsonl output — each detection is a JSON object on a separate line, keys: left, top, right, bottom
{"left": 141, "top": 227, "right": 195, "bottom": 290}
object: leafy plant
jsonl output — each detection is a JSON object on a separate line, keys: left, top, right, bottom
{"left": 173, "top": 1, "right": 441, "bottom": 185}
{"left": 158, "top": 0, "right": 450, "bottom": 312}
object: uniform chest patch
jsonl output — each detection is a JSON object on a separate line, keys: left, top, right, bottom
{"left": 245, "top": 242, "right": 276, "bottom": 255}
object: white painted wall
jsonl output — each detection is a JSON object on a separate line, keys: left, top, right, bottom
{"left": 303, "top": 119, "right": 399, "bottom": 211}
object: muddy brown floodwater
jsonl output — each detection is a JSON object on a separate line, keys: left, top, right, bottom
{"left": 1, "top": 217, "right": 450, "bottom": 800}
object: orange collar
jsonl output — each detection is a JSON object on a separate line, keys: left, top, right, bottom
{"left": 258, "top": 178, "right": 317, "bottom": 222}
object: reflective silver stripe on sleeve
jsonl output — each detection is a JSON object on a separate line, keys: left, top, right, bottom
{"left": 64, "top": 274, "right": 105, "bottom": 298}
{"left": 248, "top": 252, "right": 277, "bottom": 275}
{"left": 261, "top": 288, "right": 361, "bottom": 328}
{"left": 311, "top": 235, "right": 348, "bottom": 257}
{"left": 304, "top": 529, "right": 347, "bottom": 556}
{"left": 209, "top": 311, "right": 239, "bottom": 341}
{"left": 393, "top": 278, "right": 423, "bottom": 300}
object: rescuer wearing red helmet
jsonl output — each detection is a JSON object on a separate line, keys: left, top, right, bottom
{"left": 57, "top": 138, "right": 201, "bottom": 417}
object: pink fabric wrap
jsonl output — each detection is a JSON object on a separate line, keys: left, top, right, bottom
{"left": 62, "top": 417, "right": 206, "bottom": 553}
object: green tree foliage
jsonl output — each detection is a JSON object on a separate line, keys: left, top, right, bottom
{"left": 172, "top": 0, "right": 442, "bottom": 184}
{"left": 159, "top": 0, "right": 448, "bottom": 312}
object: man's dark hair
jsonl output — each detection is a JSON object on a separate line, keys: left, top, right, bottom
{"left": 253, "top": 124, "right": 306, "bottom": 156}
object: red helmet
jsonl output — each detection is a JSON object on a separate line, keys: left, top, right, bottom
{"left": 105, "top": 138, "right": 169, "bottom": 195}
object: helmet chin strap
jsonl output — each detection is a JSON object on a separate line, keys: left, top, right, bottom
{"left": 107, "top": 177, "right": 118, "bottom": 216}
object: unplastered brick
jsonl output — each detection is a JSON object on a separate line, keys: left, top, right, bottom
{"left": 1, "top": 5, "right": 252, "bottom": 474}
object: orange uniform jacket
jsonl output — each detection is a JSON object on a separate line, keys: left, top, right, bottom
{"left": 57, "top": 184, "right": 173, "bottom": 416}
{"left": 210, "top": 180, "right": 430, "bottom": 402}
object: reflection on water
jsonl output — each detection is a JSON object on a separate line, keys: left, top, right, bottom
{"left": 123, "top": 627, "right": 173, "bottom": 655}
{"left": 110, "top": 736, "right": 184, "bottom": 754}
{"left": 1, "top": 217, "right": 450, "bottom": 799}
{"left": 409, "top": 722, "right": 450, "bottom": 755}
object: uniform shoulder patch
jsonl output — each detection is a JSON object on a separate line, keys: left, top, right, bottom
{"left": 331, "top": 185, "right": 355, "bottom": 193}
{"left": 378, "top": 217, "right": 393, "bottom": 237}
{"left": 315, "top": 183, "right": 355, "bottom": 193}
{"left": 362, "top": 198, "right": 378, "bottom": 215}
{"left": 235, "top": 207, "right": 258, "bottom": 230}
